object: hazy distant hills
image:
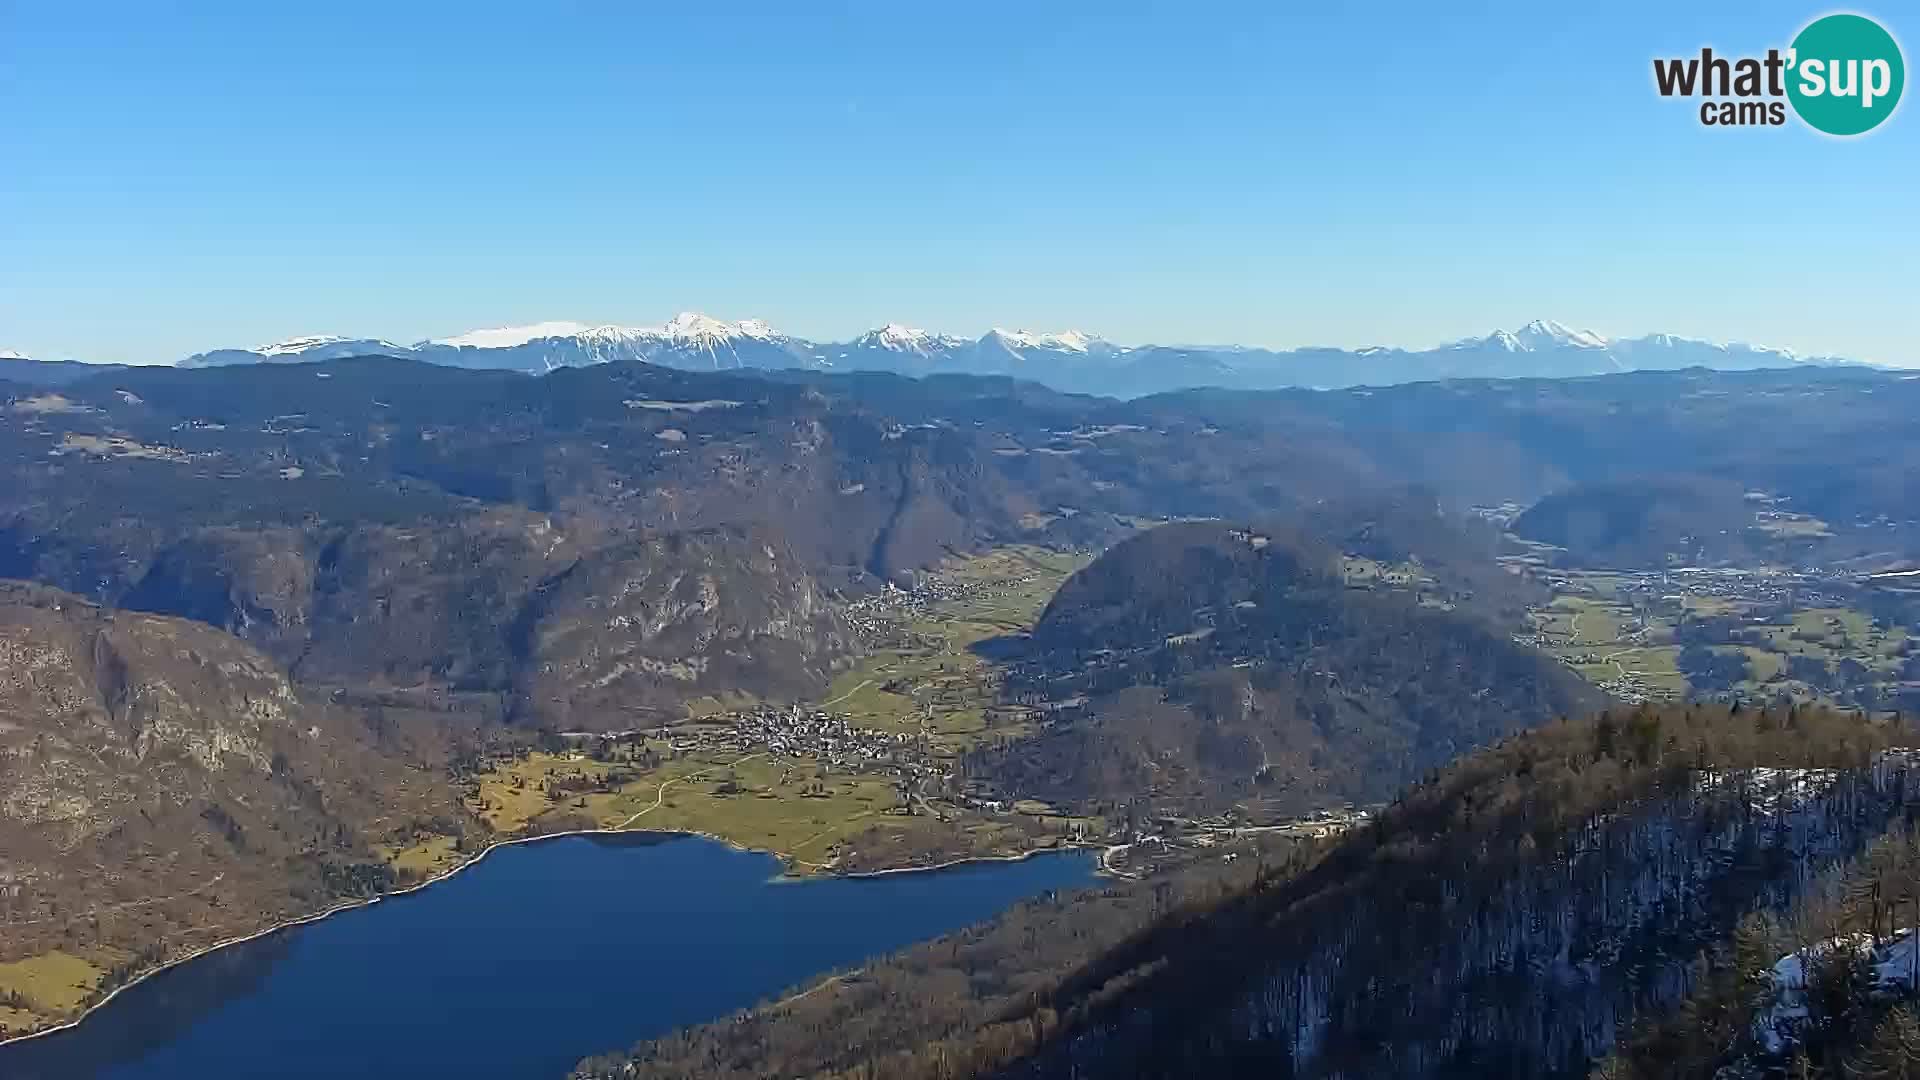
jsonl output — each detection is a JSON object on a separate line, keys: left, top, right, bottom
{"left": 4, "top": 316, "right": 1862, "bottom": 398}
{"left": 0, "top": 353, "right": 130, "bottom": 386}
{"left": 9, "top": 358, "right": 1920, "bottom": 592}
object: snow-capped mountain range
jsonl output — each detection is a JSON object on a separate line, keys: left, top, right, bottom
{"left": 18, "top": 314, "right": 1859, "bottom": 398}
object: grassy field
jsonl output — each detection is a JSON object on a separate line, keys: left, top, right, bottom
{"left": 1728, "top": 644, "right": 1788, "bottom": 683}
{"left": 463, "top": 745, "right": 986, "bottom": 871}
{"left": 936, "top": 546, "right": 1087, "bottom": 620}
{"left": 1740, "top": 608, "right": 1904, "bottom": 668}
{"left": 448, "top": 545, "right": 1095, "bottom": 875}
{"left": 376, "top": 835, "right": 464, "bottom": 879}
{"left": 1528, "top": 575, "right": 1911, "bottom": 708}
{"left": 631, "top": 765, "right": 903, "bottom": 868}
{"left": 1568, "top": 645, "right": 1687, "bottom": 696}
{"left": 466, "top": 741, "right": 1094, "bottom": 871}
{"left": 1530, "top": 595, "right": 1637, "bottom": 650}
{"left": 820, "top": 546, "right": 1089, "bottom": 751}
{"left": 0, "top": 949, "right": 116, "bottom": 1034}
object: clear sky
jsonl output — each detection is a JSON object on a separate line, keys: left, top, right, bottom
{"left": 2, "top": 1, "right": 1915, "bottom": 365}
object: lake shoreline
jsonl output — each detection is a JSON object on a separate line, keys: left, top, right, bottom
{"left": 0, "top": 823, "right": 1098, "bottom": 1049}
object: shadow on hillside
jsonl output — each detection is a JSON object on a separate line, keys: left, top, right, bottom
{"left": 968, "top": 633, "right": 1032, "bottom": 663}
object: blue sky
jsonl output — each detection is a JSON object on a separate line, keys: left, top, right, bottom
{"left": 2, "top": 1, "right": 1915, "bottom": 365}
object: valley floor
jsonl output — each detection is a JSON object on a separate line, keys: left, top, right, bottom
{"left": 451, "top": 546, "right": 1102, "bottom": 877}
{"left": 1514, "top": 562, "right": 1913, "bottom": 708}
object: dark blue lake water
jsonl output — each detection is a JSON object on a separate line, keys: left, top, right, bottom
{"left": 0, "top": 834, "right": 1098, "bottom": 1080}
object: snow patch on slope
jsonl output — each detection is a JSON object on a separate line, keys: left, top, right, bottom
{"left": 253, "top": 334, "right": 403, "bottom": 356}
{"left": 854, "top": 323, "right": 966, "bottom": 354}
{"left": 429, "top": 313, "right": 783, "bottom": 352}
{"left": 988, "top": 328, "right": 1098, "bottom": 353}
{"left": 429, "top": 321, "right": 596, "bottom": 349}
{"left": 1760, "top": 929, "right": 1920, "bottom": 1055}
{"left": 1514, "top": 319, "right": 1608, "bottom": 350}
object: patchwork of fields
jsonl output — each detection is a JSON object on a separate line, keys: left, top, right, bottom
{"left": 1522, "top": 569, "right": 1913, "bottom": 707}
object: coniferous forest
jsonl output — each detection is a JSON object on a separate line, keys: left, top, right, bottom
{"left": 578, "top": 705, "right": 1920, "bottom": 1080}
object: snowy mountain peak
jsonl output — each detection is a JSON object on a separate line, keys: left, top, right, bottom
{"left": 0, "top": 348, "right": 27, "bottom": 361}
{"left": 430, "top": 321, "right": 594, "bottom": 349}
{"left": 662, "top": 311, "right": 733, "bottom": 339}
{"left": 853, "top": 324, "right": 966, "bottom": 355}
{"left": 568, "top": 324, "right": 653, "bottom": 345}
{"left": 1622, "top": 332, "right": 1809, "bottom": 363}
{"left": 430, "top": 315, "right": 784, "bottom": 353}
{"left": 1445, "top": 322, "right": 1609, "bottom": 353}
{"left": 254, "top": 334, "right": 405, "bottom": 357}
{"left": 1729, "top": 340, "right": 1800, "bottom": 362}
{"left": 656, "top": 312, "right": 786, "bottom": 353}
{"left": 1514, "top": 319, "right": 1608, "bottom": 350}
{"left": 986, "top": 328, "right": 1098, "bottom": 353}
{"left": 145, "top": 315, "right": 1865, "bottom": 391}
{"left": 872, "top": 323, "right": 931, "bottom": 346}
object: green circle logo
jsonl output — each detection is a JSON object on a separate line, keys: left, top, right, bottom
{"left": 1787, "top": 13, "right": 1905, "bottom": 135}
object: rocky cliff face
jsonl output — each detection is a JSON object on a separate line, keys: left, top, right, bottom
{"left": 1, "top": 581, "right": 287, "bottom": 830}
{"left": 111, "top": 514, "right": 851, "bottom": 723}
{"left": 518, "top": 526, "right": 852, "bottom": 729}
{"left": 0, "top": 581, "right": 462, "bottom": 969}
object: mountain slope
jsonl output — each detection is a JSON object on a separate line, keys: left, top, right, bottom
{"left": 0, "top": 358, "right": 1081, "bottom": 722}
{"left": 0, "top": 356, "right": 132, "bottom": 386}
{"left": 583, "top": 705, "right": 1917, "bottom": 1080}
{"left": 993, "top": 706, "right": 1913, "bottom": 1080}
{"left": 0, "top": 581, "right": 467, "bottom": 1033}
{"left": 968, "top": 523, "right": 1601, "bottom": 817}
{"left": 517, "top": 525, "right": 852, "bottom": 729}
{"left": 10, "top": 361, "right": 1920, "bottom": 727}
{"left": 162, "top": 318, "right": 1857, "bottom": 396}
{"left": 1511, "top": 474, "right": 1759, "bottom": 566}
{"left": 1602, "top": 817, "right": 1920, "bottom": 1078}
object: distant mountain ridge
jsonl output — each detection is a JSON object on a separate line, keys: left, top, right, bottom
{"left": 144, "top": 314, "right": 1869, "bottom": 396}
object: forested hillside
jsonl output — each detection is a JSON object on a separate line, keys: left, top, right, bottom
{"left": 966, "top": 522, "right": 1599, "bottom": 817}
{"left": 11, "top": 357, "right": 1920, "bottom": 1052}
{"left": 580, "top": 705, "right": 1920, "bottom": 1080}
{"left": 1600, "top": 818, "right": 1920, "bottom": 1078}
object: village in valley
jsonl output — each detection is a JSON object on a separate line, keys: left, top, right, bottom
{"left": 450, "top": 547, "right": 1123, "bottom": 878}
{"left": 1489, "top": 498, "right": 1920, "bottom": 710}
{"left": 449, "top": 501, "right": 1920, "bottom": 888}
{"left": 441, "top": 544, "right": 1372, "bottom": 883}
